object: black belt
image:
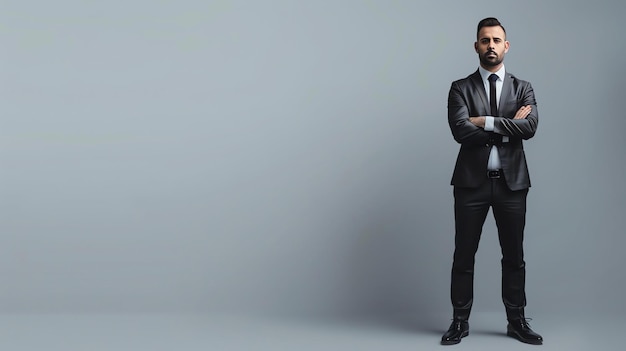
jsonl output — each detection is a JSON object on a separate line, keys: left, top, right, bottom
{"left": 488, "top": 170, "right": 502, "bottom": 179}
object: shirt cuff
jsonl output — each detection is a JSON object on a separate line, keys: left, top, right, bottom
{"left": 484, "top": 116, "right": 494, "bottom": 131}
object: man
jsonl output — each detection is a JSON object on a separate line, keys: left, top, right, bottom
{"left": 441, "top": 17, "right": 543, "bottom": 345}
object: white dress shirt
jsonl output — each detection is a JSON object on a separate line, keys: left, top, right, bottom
{"left": 478, "top": 65, "right": 509, "bottom": 171}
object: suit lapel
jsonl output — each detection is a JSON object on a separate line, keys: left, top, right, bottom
{"left": 499, "top": 73, "right": 514, "bottom": 117}
{"left": 469, "top": 70, "right": 490, "bottom": 115}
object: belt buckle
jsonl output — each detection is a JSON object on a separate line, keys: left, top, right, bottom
{"left": 488, "top": 170, "right": 501, "bottom": 179}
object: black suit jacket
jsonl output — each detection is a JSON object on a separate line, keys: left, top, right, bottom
{"left": 448, "top": 70, "right": 538, "bottom": 191}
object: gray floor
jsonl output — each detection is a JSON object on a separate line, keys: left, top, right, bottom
{"left": 0, "top": 312, "right": 617, "bottom": 350}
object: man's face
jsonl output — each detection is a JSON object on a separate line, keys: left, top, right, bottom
{"left": 475, "top": 26, "right": 509, "bottom": 69}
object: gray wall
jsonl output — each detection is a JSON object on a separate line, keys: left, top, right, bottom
{"left": 0, "top": 0, "right": 624, "bottom": 318}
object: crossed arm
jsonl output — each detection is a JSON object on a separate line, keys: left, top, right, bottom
{"left": 468, "top": 105, "right": 532, "bottom": 127}
{"left": 448, "top": 81, "right": 539, "bottom": 145}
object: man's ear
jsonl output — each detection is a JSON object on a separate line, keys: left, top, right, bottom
{"left": 474, "top": 42, "right": 478, "bottom": 53}
{"left": 504, "top": 40, "right": 510, "bottom": 53}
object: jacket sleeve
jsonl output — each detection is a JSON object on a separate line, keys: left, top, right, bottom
{"left": 492, "top": 82, "right": 538, "bottom": 140}
{"left": 447, "top": 81, "right": 490, "bottom": 145}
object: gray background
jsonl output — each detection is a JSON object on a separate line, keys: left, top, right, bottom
{"left": 1, "top": 0, "right": 625, "bottom": 336}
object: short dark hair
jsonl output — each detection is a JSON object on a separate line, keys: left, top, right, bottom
{"left": 477, "top": 17, "right": 506, "bottom": 39}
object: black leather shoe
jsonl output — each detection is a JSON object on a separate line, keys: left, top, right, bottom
{"left": 441, "top": 319, "right": 469, "bottom": 345}
{"left": 507, "top": 319, "right": 543, "bottom": 345}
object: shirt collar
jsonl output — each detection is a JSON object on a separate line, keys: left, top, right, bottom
{"left": 478, "top": 65, "right": 506, "bottom": 82}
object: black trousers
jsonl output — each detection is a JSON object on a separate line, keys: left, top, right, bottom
{"left": 451, "top": 176, "right": 528, "bottom": 320}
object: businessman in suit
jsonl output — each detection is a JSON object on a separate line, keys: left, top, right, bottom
{"left": 441, "top": 18, "right": 543, "bottom": 345}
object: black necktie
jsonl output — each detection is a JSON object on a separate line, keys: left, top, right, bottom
{"left": 489, "top": 74, "right": 498, "bottom": 116}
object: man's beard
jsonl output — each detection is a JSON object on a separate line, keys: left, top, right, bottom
{"left": 479, "top": 51, "right": 504, "bottom": 67}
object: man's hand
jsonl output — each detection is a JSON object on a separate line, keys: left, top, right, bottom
{"left": 469, "top": 116, "right": 486, "bottom": 128}
{"left": 514, "top": 105, "right": 532, "bottom": 119}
